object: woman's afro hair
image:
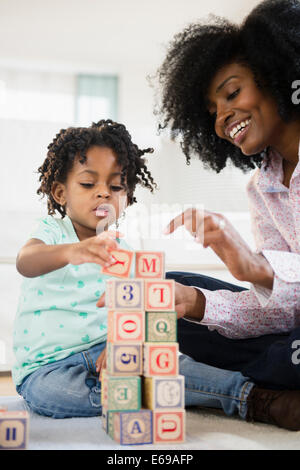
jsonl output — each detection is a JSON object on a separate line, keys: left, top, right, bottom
{"left": 37, "top": 119, "right": 157, "bottom": 217}
{"left": 155, "top": 0, "right": 300, "bottom": 173}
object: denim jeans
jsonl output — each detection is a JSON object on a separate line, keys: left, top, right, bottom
{"left": 16, "top": 341, "right": 106, "bottom": 418}
{"left": 179, "top": 354, "right": 254, "bottom": 419}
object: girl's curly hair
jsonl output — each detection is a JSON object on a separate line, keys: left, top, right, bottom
{"left": 37, "top": 119, "right": 157, "bottom": 217}
{"left": 156, "top": 0, "right": 300, "bottom": 173}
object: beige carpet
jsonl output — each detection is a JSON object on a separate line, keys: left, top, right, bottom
{"left": 0, "top": 396, "right": 299, "bottom": 450}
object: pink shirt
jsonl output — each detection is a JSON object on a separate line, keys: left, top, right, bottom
{"left": 192, "top": 144, "right": 300, "bottom": 339}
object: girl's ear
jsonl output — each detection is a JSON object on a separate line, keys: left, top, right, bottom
{"left": 51, "top": 182, "right": 67, "bottom": 207}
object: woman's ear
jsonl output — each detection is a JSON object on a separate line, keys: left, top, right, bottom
{"left": 51, "top": 182, "right": 67, "bottom": 207}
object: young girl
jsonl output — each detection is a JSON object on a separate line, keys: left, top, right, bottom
{"left": 13, "top": 119, "right": 156, "bottom": 418}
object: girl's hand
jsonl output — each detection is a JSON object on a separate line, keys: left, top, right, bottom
{"left": 96, "top": 347, "right": 107, "bottom": 379}
{"left": 67, "top": 230, "right": 123, "bottom": 267}
{"left": 164, "top": 208, "right": 273, "bottom": 287}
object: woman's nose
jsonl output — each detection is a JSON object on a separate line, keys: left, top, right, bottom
{"left": 215, "top": 105, "right": 234, "bottom": 135}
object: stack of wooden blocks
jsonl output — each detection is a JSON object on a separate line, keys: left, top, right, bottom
{"left": 101, "top": 248, "right": 185, "bottom": 445}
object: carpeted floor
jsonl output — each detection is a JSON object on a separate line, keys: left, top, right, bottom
{"left": 0, "top": 396, "right": 299, "bottom": 450}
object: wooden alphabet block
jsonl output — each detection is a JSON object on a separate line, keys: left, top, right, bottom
{"left": 106, "top": 278, "right": 144, "bottom": 311}
{"left": 145, "top": 311, "right": 177, "bottom": 342}
{"left": 107, "top": 311, "right": 145, "bottom": 343}
{"left": 101, "top": 408, "right": 115, "bottom": 439}
{"left": 101, "top": 248, "right": 134, "bottom": 278}
{"left": 107, "top": 342, "right": 143, "bottom": 376}
{"left": 101, "top": 406, "right": 108, "bottom": 432}
{"left": 135, "top": 251, "right": 164, "bottom": 279}
{"left": 0, "top": 410, "right": 29, "bottom": 450}
{"left": 144, "top": 279, "right": 175, "bottom": 311}
{"left": 143, "top": 375, "right": 185, "bottom": 410}
{"left": 101, "top": 374, "right": 141, "bottom": 412}
{"left": 113, "top": 409, "right": 153, "bottom": 445}
{"left": 153, "top": 409, "right": 185, "bottom": 444}
{"left": 143, "top": 343, "right": 178, "bottom": 377}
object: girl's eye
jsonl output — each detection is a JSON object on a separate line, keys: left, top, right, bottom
{"left": 111, "top": 186, "right": 124, "bottom": 192}
{"left": 228, "top": 89, "right": 240, "bottom": 100}
{"left": 80, "top": 183, "right": 94, "bottom": 188}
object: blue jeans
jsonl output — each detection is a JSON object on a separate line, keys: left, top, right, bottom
{"left": 16, "top": 342, "right": 106, "bottom": 418}
{"left": 179, "top": 354, "right": 254, "bottom": 419}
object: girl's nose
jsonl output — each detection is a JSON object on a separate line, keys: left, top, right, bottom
{"left": 96, "top": 185, "right": 110, "bottom": 199}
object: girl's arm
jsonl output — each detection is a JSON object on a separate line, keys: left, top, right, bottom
{"left": 16, "top": 238, "right": 73, "bottom": 278}
{"left": 16, "top": 231, "right": 121, "bottom": 278}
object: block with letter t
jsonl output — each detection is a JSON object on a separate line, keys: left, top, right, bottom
{"left": 145, "top": 279, "right": 175, "bottom": 311}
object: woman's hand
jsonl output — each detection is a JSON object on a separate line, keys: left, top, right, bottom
{"left": 67, "top": 230, "right": 122, "bottom": 267}
{"left": 164, "top": 208, "right": 274, "bottom": 288}
{"left": 96, "top": 281, "right": 206, "bottom": 321}
{"left": 96, "top": 347, "right": 107, "bottom": 379}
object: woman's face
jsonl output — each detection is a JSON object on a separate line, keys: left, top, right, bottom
{"left": 206, "top": 62, "right": 283, "bottom": 156}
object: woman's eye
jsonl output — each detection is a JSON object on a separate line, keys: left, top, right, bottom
{"left": 80, "top": 183, "right": 94, "bottom": 188}
{"left": 228, "top": 89, "right": 240, "bottom": 100}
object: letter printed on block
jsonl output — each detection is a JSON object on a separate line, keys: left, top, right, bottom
{"left": 107, "top": 342, "right": 143, "bottom": 376}
{"left": 145, "top": 311, "right": 177, "bottom": 342}
{"left": 101, "top": 248, "right": 134, "bottom": 278}
{"left": 144, "top": 343, "right": 178, "bottom": 377}
{"left": 145, "top": 280, "right": 175, "bottom": 311}
{"left": 153, "top": 410, "right": 185, "bottom": 444}
{"left": 143, "top": 376, "right": 185, "bottom": 410}
{"left": 106, "top": 279, "right": 144, "bottom": 311}
{"left": 0, "top": 411, "right": 29, "bottom": 450}
{"left": 106, "top": 376, "right": 141, "bottom": 412}
{"left": 107, "top": 311, "right": 145, "bottom": 342}
{"left": 135, "top": 251, "right": 164, "bottom": 279}
{"left": 114, "top": 410, "right": 153, "bottom": 445}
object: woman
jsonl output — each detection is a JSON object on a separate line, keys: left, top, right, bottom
{"left": 156, "top": 0, "right": 300, "bottom": 430}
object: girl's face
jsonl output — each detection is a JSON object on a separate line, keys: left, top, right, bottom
{"left": 52, "top": 146, "right": 128, "bottom": 240}
{"left": 206, "top": 62, "right": 283, "bottom": 156}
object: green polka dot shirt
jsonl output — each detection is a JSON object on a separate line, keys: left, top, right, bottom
{"left": 12, "top": 215, "right": 132, "bottom": 386}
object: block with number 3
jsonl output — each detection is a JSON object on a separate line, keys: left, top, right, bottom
{"left": 106, "top": 278, "right": 144, "bottom": 311}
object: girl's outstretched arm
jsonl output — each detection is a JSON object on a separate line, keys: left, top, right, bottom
{"left": 16, "top": 231, "right": 121, "bottom": 278}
